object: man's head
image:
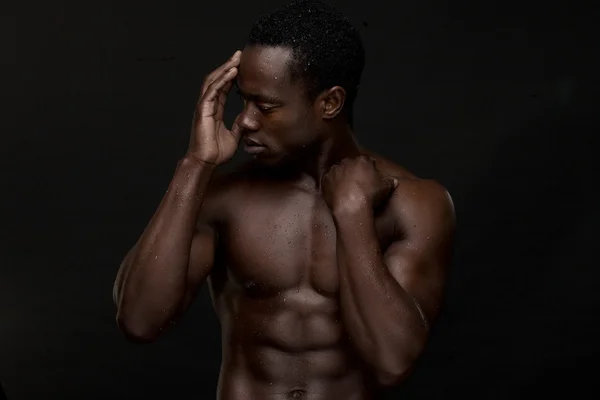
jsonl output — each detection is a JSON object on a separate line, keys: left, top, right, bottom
{"left": 235, "top": 0, "right": 365, "bottom": 165}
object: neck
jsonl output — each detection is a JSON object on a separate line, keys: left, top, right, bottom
{"left": 312, "top": 128, "right": 362, "bottom": 187}
{"left": 281, "top": 124, "right": 362, "bottom": 190}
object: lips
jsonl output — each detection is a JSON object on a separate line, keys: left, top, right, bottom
{"left": 243, "top": 137, "right": 264, "bottom": 147}
{"left": 243, "top": 137, "right": 267, "bottom": 154}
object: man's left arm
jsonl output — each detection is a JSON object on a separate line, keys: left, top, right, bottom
{"left": 331, "top": 177, "right": 455, "bottom": 386}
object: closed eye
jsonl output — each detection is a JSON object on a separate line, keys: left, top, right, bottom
{"left": 236, "top": 89, "right": 277, "bottom": 113}
{"left": 257, "top": 103, "right": 276, "bottom": 112}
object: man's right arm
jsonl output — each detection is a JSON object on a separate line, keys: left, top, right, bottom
{"left": 113, "top": 49, "right": 243, "bottom": 342}
{"left": 113, "top": 155, "right": 219, "bottom": 342}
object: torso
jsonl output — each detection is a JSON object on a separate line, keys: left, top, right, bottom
{"left": 206, "top": 154, "right": 414, "bottom": 400}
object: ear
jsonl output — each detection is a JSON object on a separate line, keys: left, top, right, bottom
{"left": 318, "top": 86, "right": 346, "bottom": 120}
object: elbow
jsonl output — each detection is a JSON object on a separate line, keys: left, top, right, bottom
{"left": 116, "top": 311, "right": 162, "bottom": 344}
{"left": 375, "top": 364, "right": 413, "bottom": 387}
{"left": 374, "top": 340, "right": 426, "bottom": 387}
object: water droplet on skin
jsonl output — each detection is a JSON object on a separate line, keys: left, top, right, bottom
{"left": 154, "top": 256, "right": 158, "bottom": 259}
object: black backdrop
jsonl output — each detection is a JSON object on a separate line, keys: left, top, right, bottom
{"left": 1, "top": 0, "right": 598, "bottom": 398}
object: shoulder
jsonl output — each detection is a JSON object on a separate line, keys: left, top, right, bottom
{"left": 390, "top": 178, "right": 455, "bottom": 230}
{"left": 368, "top": 152, "right": 455, "bottom": 235}
{"left": 197, "top": 160, "right": 257, "bottom": 224}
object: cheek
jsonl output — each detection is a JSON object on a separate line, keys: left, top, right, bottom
{"left": 290, "top": 108, "right": 318, "bottom": 138}
{"left": 268, "top": 111, "right": 315, "bottom": 147}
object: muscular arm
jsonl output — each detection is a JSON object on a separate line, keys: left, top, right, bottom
{"left": 332, "top": 179, "right": 455, "bottom": 386}
{"left": 113, "top": 155, "right": 219, "bottom": 342}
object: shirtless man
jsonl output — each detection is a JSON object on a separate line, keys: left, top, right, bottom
{"left": 113, "top": 1, "right": 455, "bottom": 398}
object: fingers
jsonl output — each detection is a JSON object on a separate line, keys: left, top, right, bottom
{"left": 199, "top": 67, "right": 238, "bottom": 118}
{"left": 367, "top": 156, "right": 397, "bottom": 190}
{"left": 201, "top": 50, "right": 241, "bottom": 97}
{"left": 197, "top": 50, "right": 241, "bottom": 120}
{"left": 229, "top": 115, "right": 242, "bottom": 142}
{"left": 215, "top": 79, "right": 234, "bottom": 122}
{"left": 201, "top": 51, "right": 241, "bottom": 96}
{"left": 371, "top": 176, "right": 398, "bottom": 208}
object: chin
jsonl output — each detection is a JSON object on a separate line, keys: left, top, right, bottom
{"left": 247, "top": 152, "right": 282, "bottom": 166}
{"left": 250, "top": 150, "right": 302, "bottom": 170}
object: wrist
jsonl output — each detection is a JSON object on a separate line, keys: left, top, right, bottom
{"left": 331, "top": 193, "right": 372, "bottom": 217}
{"left": 183, "top": 153, "right": 218, "bottom": 169}
{"left": 175, "top": 154, "right": 217, "bottom": 185}
{"left": 169, "top": 154, "right": 216, "bottom": 200}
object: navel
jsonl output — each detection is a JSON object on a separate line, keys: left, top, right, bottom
{"left": 288, "top": 389, "right": 306, "bottom": 399}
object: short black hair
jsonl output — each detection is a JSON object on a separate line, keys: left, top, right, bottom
{"left": 247, "top": 0, "right": 365, "bottom": 124}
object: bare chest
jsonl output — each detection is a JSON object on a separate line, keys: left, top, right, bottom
{"left": 214, "top": 191, "right": 394, "bottom": 297}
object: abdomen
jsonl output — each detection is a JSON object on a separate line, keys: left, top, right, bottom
{"left": 215, "top": 286, "right": 376, "bottom": 399}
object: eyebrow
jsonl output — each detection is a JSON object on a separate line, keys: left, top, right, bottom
{"left": 234, "top": 83, "right": 281, "bottom": 104}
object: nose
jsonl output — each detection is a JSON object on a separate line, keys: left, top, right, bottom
{"left": 237, "top": 105, "right": 260, "bottom": 134}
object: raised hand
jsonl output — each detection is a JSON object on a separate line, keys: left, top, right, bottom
{"left": 188, "top": 50, "right": 242, "bottom": 166}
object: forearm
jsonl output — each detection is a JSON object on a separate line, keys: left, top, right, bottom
{"left": 115, "top": 155, "right": 215, "bottom": 336}
{"left": 333, "top": 204, "right": 428, "bottom": 382}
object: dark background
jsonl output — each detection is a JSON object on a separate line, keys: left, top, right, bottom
{"left": 1, "top": 0, "right": 598, "bottom": 398}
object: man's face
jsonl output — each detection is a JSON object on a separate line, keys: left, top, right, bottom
{"left": 235, "top": 45, "right": 322, "bottom": 166}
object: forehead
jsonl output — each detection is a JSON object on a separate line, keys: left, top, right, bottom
{"left": 237, "top": 45, "right": 300, "bottom": 98}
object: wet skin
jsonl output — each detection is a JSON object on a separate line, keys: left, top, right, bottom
{"left": 114, "top": 45, "right": 456, "bottom": 399}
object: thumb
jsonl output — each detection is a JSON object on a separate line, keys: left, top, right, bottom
{"left": 383, "top": 176, "right": 399, "bottom": 193}
{"left": 373, "top": 176, "right": 398, "bottom": 207}
{"left": 229, "top": 115, "right": 242, "bottom": 142}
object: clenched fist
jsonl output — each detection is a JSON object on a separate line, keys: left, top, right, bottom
{"left": 322, "top": 155, "right": 398, "bottom": 212}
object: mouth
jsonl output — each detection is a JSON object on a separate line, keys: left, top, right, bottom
{"left": 244, "top": 137, "right": 264, "bottom": 146}
{"left": 243, "top": 137, "right": 267, "bottom": 155}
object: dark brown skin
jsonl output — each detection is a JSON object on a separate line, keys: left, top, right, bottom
{"left": 114, "top": 46, "right": 456, "bottom": 399}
